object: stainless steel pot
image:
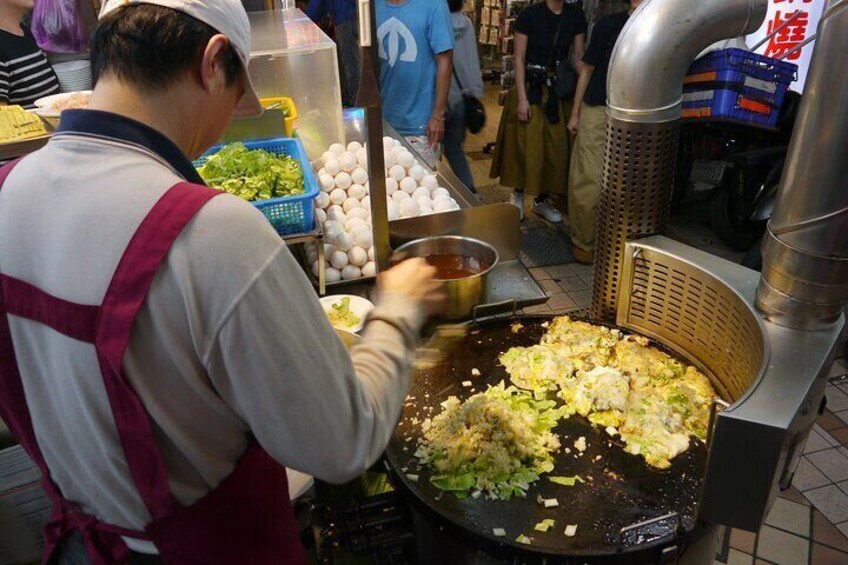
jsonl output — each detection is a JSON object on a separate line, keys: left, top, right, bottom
{"left": 393, "top": 236, "right": 499, "bottom": 320}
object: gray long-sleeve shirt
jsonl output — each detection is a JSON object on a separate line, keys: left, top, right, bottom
{"left": 449, "top": 12, "right": 485, "bottom": 109}
{"left": 0, "top": 115, "right": 422, "bottom": 554}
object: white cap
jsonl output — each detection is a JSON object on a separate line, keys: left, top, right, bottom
{"left": 100, "top": 0, "right": 263, "bottom": 117}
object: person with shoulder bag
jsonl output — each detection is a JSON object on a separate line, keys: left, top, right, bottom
{"left": 489, "top": 0, "right": 586, "bottom": 222}
{"left": 444, "top": 0, "right": 484, "bottom": 192}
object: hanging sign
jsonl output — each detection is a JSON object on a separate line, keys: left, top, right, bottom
{"left": 746, "top": 0, "right": 828, "bottom": 92}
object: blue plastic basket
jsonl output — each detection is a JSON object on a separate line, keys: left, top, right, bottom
{"left": 683, "top": 49, "right": 797, "bottom": 128}
{"left": 195, "top": 137, "right": 319, "bottom": 236}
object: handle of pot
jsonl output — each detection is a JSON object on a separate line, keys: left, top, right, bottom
{"left": 472, "top": 300, "right": 518, "bottom": 324}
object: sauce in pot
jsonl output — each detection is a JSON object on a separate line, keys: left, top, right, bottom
{"left": 425, "top": 254, "right": 488, "bottom": 280}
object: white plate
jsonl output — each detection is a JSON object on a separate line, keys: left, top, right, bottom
{"left": 319, "top": 294, "right": 374, "bottom": 334}
{"left": 33, "top": 90, "right": 92, "bottom": 110}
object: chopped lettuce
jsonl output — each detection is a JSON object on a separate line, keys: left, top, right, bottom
{"left": 548, "top": 475, "right": 584, "bottom": 487}
{"left": 416, "top": 382, "right": 568, "bottom": 501}
{"left": 326, "top": 297, "right": 361, "bottom": 329}
{"left": 197, "top": 142, "right": 305, "bottom": 201}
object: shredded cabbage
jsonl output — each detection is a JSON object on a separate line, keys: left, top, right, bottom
{"left": 416, "top": 382, "right": 567, "bottom": 500}
{"left": 197, "top": 142, "right": 305, "bottom": 201}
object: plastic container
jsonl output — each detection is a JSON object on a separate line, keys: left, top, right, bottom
{"left": 195, "top": 137, "right": 319, "bottom": 236}
{"left": 682, "top": 49, "right": 797, "bottom": 128}
{"left": 260, "top": 96, "right": 298, "bottom": 137}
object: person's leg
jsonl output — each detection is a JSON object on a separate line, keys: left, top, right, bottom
{"left": 337, "top": 20, "right": 361, "bottom": 106}
{"left": 531, "top": 94, "right": 571, "bottom": 222}
{"left": 443, "top": 102, "right": 476, "bottom": 191}
{"left": 567, "top": 103, "right": 607, "bottom": 263}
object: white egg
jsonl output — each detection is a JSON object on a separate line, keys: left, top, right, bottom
{"left": 311, "top": 260, "right": 322, "bottom": 277}
{"left": 432, "top": 187, "right": 451, "bottom": 200}
{"left": 356, "top": 147, "right": 369, "bottom": 167}
{"left": 347, "top": 207, "right": 369, "bottom": 221}
{"left": 351, "top": 167, "right": 369, "bottom": 186}
{"left": 343, "top": 197, "right": 361, "bottom": 213}
{"left": 324, "top": 159, "right": 341, "bottom": 176}
{"left": 387, "top": 202, "right": 400, "bottom": 221}
{"left": 353, "top": 226, "right": 373, "bottom": 248}
{"left": 434, "top": 199, "right": 453, "bottom": 213}
{"left": 329, "top": 143, "right": 346, "bottom": 155}
{"left": 412, "top": 187, "right": 431, "bottom": 201}
{"left": 323, "top": 220, "right": 343, "bottom": 240}
{"left": 316, "top": 167, "right": 327, "bottom": 178}
{"left": 339, "top": 153, "right": 357, "bottom": 173}
{"left": 319, "top": 174, "right": 335, "bottom": 192}
{"left": 421, "top": 174, "right": 439, "bottom": 190}
{"left": 329, "top": 188, "right": 347, "bottom": 206}
{"left": 386, "top": 177, "right": 399, "bottom": 195}
{"left": 384, "top": 151, "right": 397, "bottom": 168}
{"left": 327, "top": 210, "right": 346, "bottom": 226}
{"left": 398, "top": 151, "right": 415, "bottom": 169}
{"left": 315, "top": 192, "right": 331, "bottom": 210}
{"left": 341, "top": 265, "right": 362, "bottom": 280}
{"left": 347, "top": 183, "right": 365, "bottom": 201}
{"left": 348, "top": 246, "right": 368, "bottom": 267}
{"left": 367, "top": 247, "right": 375, "bottom": 261}
{"left": 345, "top": 218, "right": 368, "bottom": 232}
{"left": 308, "top": 250, "right": 318, "bottom": 263}
{"left": 417, "top": 197, "right": 434, "bottom": 211}
{"left": 362, "top": 261, "right": 377, "bottom": 277}
{"left": 450, "top": 198, "right": 460, "bottom": 209}
{"left": 383, "top": 136, "right": 395, "bottom": 151}
{"left": 330, "top": 249, "right": 349, "bottom": 269}
{"left": 359, "top": 197, "right": 371, "bottom": 213}
{"left": 323, "top": 243, "right": 335, "bottom": 257}
{"left": 392, "top": 190, "right": 410, "bottom": 204}
{"left": 315, "top": 208, "right": 327, "bottom": 224}
{"left": 347, "top": 141, "right": 362, "bottom": 153}
{"left": 326, "top": 267, "right": 342, "bottom": 283}
{"left": 334, "top": 172, "right": 352, "bottom": 190}
{"left": 400, "top": 177, "right": 418, "bottom": 194}
{"left": 391, "top": 146, "right": 406, "bottom": 158}
{"left": 321, "top": 151, "right": 335, "bottom": 163}
{"left": 388, "top": 164, "right": 406, "bottom": 182}
{"left": 336, "top": 232, "right": 355, "bottom": 252}
{"left": 400, "top": 198, "right": 420, "bottom": 217}
{"left": 409, "top": 164, "right": 426, "bottom": 182}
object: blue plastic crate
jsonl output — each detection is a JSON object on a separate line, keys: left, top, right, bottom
{"left": 683, "top": 49, "right": 797, "bottom": 128}
{"left": 195, "top": 137, "right": 319, "bottom": 236}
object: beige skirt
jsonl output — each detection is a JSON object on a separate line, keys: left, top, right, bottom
{"left": 490, "top": 85, "right": 574, "bottom": 196}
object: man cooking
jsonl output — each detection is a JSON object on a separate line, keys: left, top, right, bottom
{"left": 0, "top": 0, "right": 443, "bottom": 563}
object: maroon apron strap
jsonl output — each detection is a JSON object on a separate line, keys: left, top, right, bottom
{"left": 94, "top": 182, "right": 220, "bottom": 521}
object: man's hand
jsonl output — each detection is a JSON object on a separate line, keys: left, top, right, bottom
{"left": 517, "top": 98, "right": 532, "bottom": 122}
{"left": 427, "top": 116, "right": 445, "bottom": 148}
{"left": 567, "top": 113, "right": 579, "bottom": 135}
{"left": 380, "top": 258, "right": 447, "bottom": 317}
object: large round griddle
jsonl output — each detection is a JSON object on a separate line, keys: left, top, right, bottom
{"left": 386, "top": 316, "right": 710, "bottom": 560}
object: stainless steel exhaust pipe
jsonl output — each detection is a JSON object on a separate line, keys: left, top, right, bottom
{"left": 590, "top": 0, "right": 768, "bottom": 323}
{"left": 755, "top": 0, "right": 848, "bottom": 330}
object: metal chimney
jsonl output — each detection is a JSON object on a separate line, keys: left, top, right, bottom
{"left": 755, "top": 0, "right": 848, "bottom": 330}
{"left": 590, "top": 0, "right": 768, "bottom": 322}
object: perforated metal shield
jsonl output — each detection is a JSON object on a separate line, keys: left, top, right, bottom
{"left": 590, "top": 117, "right": 680, "bottom": 323}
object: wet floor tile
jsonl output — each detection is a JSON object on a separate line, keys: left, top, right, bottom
{"left": 807, "top": 448, "right": 848, "bottom": 483}
{"left": 755, "top": 525, "right": 809, "bottom": 565}
{"left": 793, "top": 457, "right": 831, "bottom": 491}
{"left": 812, "top": 509, "right": 848, "bottom": 552}
{"left": 804, "top": 485, "right": 848, "bottom": 524}
{"left": 730, "top": 528, "right": 757, "bottom": 553}
{"left": 811, "top": 543, "right": 848, "bottom": 565}
{"left": 765, "top": 498, "right": 811, "bottom": 537}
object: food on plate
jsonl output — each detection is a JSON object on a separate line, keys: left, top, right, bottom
{"left": 324, "top": 297, "right": 361, "bottom": 330}
{"left": 497, "top": 316, "right": 718, "bottom": 469}
{"left": 0, "top": 105, "right": 47, "bottom": 142}
{"left": 499, "top": 345, "right": 575, "bottom": 397}
{"left": 415, "top": 382, "right": 566, "bottom": 500}
{"left": 197, "top": 142, "right": 305, "bottom": 201}
{"left": 42, "top": 91, "right": 91, "bottom": 113}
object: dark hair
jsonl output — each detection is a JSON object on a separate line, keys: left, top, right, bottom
{"left": 91, "top": 5, "right": 241, "bottom": 91}
{"left": 448, "top": 0, "right": 463, "bottom": 13}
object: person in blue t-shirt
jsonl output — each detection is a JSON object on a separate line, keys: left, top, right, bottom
{"left": 376, "top": 0, "right": 454, "bottom": 168}
{"left": 306, "top": 0, "right": 359, "bottom": 107}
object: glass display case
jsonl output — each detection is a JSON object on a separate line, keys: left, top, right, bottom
{"left": 247, "top": 9, "right": 344, "bottom": 158}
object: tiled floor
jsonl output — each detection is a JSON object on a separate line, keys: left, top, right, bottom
{"left": 465, "top": 85, "right": 848, "bottom": 564}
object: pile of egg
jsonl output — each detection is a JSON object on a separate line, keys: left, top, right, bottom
{"left": 307, "top": 137, "right": 460, "bottom": 282}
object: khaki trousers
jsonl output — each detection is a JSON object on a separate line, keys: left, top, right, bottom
{"left": 567, "top": 103, "right": 606, "bottom": 252}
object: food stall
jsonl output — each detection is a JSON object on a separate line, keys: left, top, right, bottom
{"left": 2, "top": 1, "right": 847, "bottom": 564}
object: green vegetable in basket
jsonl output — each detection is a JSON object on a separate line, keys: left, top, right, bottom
{"left": 197, "top": 142, "right": 305, "bottom": 202}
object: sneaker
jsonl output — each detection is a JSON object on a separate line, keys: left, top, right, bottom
{"left": 510, "top": 191, "right": 525, "bottom": 221}
{"left": 532, "top": 200, "right": 563, "bottom": 223}
{"left": 573, "top": 246, "right": 594, "bottom": 265}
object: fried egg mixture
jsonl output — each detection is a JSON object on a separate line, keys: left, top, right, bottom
{"left": 499, "top": 317, "right": 718, "bottom": 469}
